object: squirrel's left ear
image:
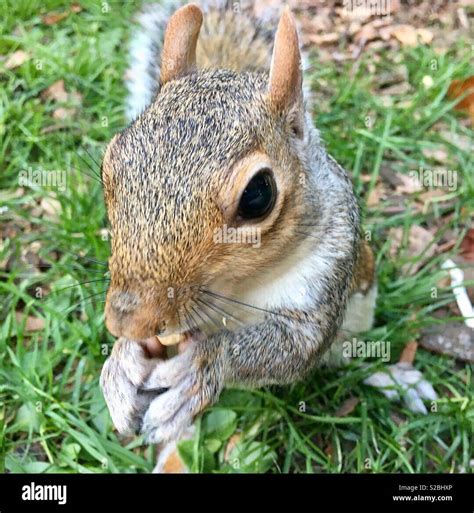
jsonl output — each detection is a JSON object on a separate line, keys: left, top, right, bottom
{"left": 160, "top": 3, "right": 203, "bottom": 85}
{"left": 268, "top": 7, "right": 304, "bottom": 137}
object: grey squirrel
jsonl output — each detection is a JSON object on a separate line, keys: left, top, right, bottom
{"left": 99, "top": 0, "right": 377, "bottom": 453}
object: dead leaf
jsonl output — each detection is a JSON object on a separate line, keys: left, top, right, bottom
{"left": 71, "top": 3, "right": 82, "bottom": 14}
{"left": 420, "top": 323, "right": 473, "bottom": 363}
{"left": 417, "top": 28, "right": 434, "bottom": 44}
{"left": 224, "top": 434, "right": 242, "bottom": 461}
{"left": 416, "top": 189, "right": 449, "bottom": 215}
{"left": 399, "top": 341, "right": 418, "bottom": 365}
{"left": 380, "top": 82, "right": 411, "bottom": 96}
{"left": 366, "top": 182, "right": 387, "bottom": 207}
{"left": 40, "top": 197, "right": 62, "bottom": 220}
{"left": 460, "top": 228, "right": 474, "bottom": 262}
{"left": 422, "top": 147, "right": 448, "bottom": 163}
{"left": 41, "top": 80, "right": 68, "bottom": 102}
{"left": 392, "top": 25, "right": 433, "bottom": 47}
{"left": 15, "top": 312, "right": 45, "bottom": 332}
{"left": 308, "top": 33, "right": 339, "bottom": 46}
{"left": 335, "top": 397, "right": 359, "bottom": 417}
{"left": 53, "top": 107, "right": 76, "bottom": 120}
{"left": 394, "top": 173, "right": 423, "bottom": 195}
{"left": 448, "top": 76, "right": 474, "bottom": 125}
{"left": 439, "top": 131, "right": 472, "bottom": 153}
{"left": 354, "top": 22, "right": 379, "bottom": 43}
{"left": 389, "top": 225, "right": 436, "bottom": 275}
{"left": 5, "top": 50, "right": 30, "bottom": 70}
{"left": 41, "top": 11, "right": 69, "bottom": 25}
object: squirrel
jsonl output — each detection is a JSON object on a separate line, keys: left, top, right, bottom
{"left": 99, "top": 1, "right": 377, "bottom": 451}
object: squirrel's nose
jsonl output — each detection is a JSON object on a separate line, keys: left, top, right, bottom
{"left": 105, "top": 289, "right": 167, "bottom": 339}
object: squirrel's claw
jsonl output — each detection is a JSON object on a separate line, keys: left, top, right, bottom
{"left": 364, "top": 362, "right": 438, "bottom": 415}
{"left": 100, "top": 338, "right": 161, "bottom": 435}
{"left": 140, "top": 340, "right": 224, "bottom": 443}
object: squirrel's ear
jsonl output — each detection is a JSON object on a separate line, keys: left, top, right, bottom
{"left": 268, "top": 8, "right": 304, "bottom": 135}
{"left": 160, "top": 3, "right": 203, "bottom": 85}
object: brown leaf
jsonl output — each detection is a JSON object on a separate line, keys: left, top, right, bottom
{"left": 308, "top": 33, "right": 339, "bottom": 46}
{"left": 354, "top": 22, "right": 379, "bottom": 43}
{"left": 422, "top": 147, "right": 448, "bottom": 163}
{"left": 224, "top": 434, "right": 242, "bottom": 461}
{"left": 41, "top": 80, "right": 68, "bottom": 102}
{"left": 439, "top": 130, "right": 472, "bottom": 152}
{"left": 392, "top": 25, "right": 433, "bottom": 47}
{"left": 40, "top": 197, "right": 62, "bottom": 220}
{"left": 420, "top": 323, "right": 474, "bottom": 363}
{"left": 15, "top": 312, "right": 45, "bottom": 332}
{"left": 335, "top": 397, "right": 359, "bottom": 417}
{"left": 5, "top": 50, "right": 30, "bottom": 70}
{"left": 448, "top": 76, "right": 474, "bottom": 126}
{"left": 416, "top": 189, "right": 449, "bottom": 215}
{"left": 399, "top": 341, "right": 418, "bottom": 365}
{"left": 41, "top": 11, "right": 69, "bottom": 25}
{"left": 366, "top": 182, "right": 387, "bottom": 207}
{"left": 460, "top": 228, "right": 474, "bottom": 262}
{"left": 71, "top": 3, "right": 83, "bottom": 14}
{"left": 394, "top": 173, "right": 423, "bottom": 195}
{"left": 53, "top": 107, "right": 76, "bottom": 120}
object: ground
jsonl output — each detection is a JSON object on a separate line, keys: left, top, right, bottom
{"left": 0, "top": 0, "right": 472, "bottom": 473}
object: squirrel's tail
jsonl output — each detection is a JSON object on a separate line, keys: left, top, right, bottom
{"left": 126, "top": 0, "right": 178, "bottom": 121}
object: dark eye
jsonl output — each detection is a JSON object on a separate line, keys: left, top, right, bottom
{"left": 237, "top": 169, "right": 277, "bottom": 220}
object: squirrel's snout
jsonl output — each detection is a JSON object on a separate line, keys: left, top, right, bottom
{"left": 105, "top": 289, "right": 166, "bottom": 340}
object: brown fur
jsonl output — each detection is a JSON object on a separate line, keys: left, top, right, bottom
{"left": 100, "top": 2, "right": 376, "bottom": 450}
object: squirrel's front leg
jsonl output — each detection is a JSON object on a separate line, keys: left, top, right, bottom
{"left": 140, "top": 312, "right": 335, "bottom": 443}
{"left": 100, "top": 338, "right": 165, "bottom": 435}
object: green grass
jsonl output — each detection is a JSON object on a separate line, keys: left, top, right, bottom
{"left": 1, "top": 1, "right": 472, "bottom": 474}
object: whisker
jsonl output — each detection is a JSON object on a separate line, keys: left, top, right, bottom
{"left": 189, "top": 304, "right": 211, "bottom": 337}
{"left": 191, "top": 298, "right": 223, "bottom": 332}
{"left": 182, "top": 305, "right": 195, "bottom": 333}
{"left": 82, "top": 146, "right": 103, "bottom": 174}
{"left": 200, "top": 288, "right": 287, "bottom": 320}
{"left": 185, "top": 305, "right": 200, "bottom": 333}
{"left": 56, "top": 248, "right": 109, "bottom": 267}
{"left": 56, "top": 289, "right": 108, "bottom": 322}
{"left": 75, "top": 152, "right": 103, "bottom": 184}
{"left": 32, "top": 263, "right": 108, "bottom": 275}
{"left": 44, "top": 278, "right": 111, "bottom": 302}
{"left": 196, "top": 296, "right": 244, "bottom": 327}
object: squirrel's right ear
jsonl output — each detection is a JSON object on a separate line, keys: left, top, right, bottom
{"left": 268, "top": 8, "right": 304, "bottom": 137}
{"left": 160, "top": 3, "right": 203, "bottom": 85}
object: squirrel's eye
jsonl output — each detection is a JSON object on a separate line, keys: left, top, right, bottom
{"left": 237, "top": 169, "right": 277, "bottom": 221}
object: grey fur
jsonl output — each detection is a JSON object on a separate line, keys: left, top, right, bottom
{"left": 101, "top": 1, "right": 374, "bottom": 445}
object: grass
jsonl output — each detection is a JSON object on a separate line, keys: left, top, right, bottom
{"left": 0, "top": 0, "right": 472, "bottom": 474}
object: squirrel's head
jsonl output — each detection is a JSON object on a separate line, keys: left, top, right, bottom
{"left": 103, "top": 4, "right": 313, "bottom": 340}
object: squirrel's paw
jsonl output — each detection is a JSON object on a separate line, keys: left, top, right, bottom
{"left": 364, "top": 362, "right": 437, "bottom": 414}
{"left": 100, "top": 338, "right": 161, "bottom": 435}
{"left": 139, "top": 340, "right": 223, "bottom": 443}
